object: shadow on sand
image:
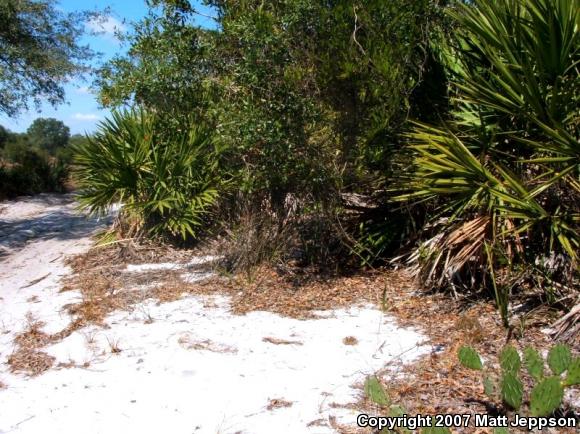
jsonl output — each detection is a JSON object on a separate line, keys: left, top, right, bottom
{"left": 0, "top": 197, "right": 110, "bottom": 259}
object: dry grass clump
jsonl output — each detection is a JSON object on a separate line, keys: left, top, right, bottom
{"left": 7, "top": 349, "right": 55, "bottom": 376}
{"left": 106, "top": 337, "right": 122, "bottom": 354}
{"left": 14, "top": 318, "right": 51, "bottom": 349}
{"left": 7, "top": 314, "right": 80, "bottom": 376}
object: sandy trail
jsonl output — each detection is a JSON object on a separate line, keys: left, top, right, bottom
{"left": 0, "top": 194, "right": 429, "bottom": 434}
{"left": 0, "top": 194, "right": 110, "bottom": 335}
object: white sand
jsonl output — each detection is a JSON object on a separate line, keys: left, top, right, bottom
{"left": 124, "top": 256, "right": 219, "bottom": 273}
{"left": 0, "top": 194, "right": 429, "bottom": 434}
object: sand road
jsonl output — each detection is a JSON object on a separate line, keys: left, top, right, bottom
{"left": 0, "top": 194, "right": 428, "bottom": 434}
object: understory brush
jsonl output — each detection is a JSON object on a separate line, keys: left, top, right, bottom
{"left": 211, "top": 193, "right": 352, "bottom": 280}
{"left": 0, "top": 149, "right": 68, "bottom": 199}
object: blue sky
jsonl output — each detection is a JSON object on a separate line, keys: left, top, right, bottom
{"left": 0, "top": 0, "right": 215, "bottom": 135}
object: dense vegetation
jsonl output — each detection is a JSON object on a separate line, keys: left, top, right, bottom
{"left": 73, "top": 0, "right": 578, "bottom": 325}
{"left": 0, "top": 0, "right": 96, "bottom": 199}
{"left": 0, "top": 118, "right": 79, "bottom": 199}
{"left": 398, "top": 0, "right": 579, "bottom": 325}
{"left": 0, "top": 0, "right": 94, "bottom": 117}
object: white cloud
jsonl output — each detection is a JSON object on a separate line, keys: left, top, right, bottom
{"left": 75, "top": 86, "right": 91, "bottom": 95}
{"left": 87, "top": 16, "right": 126, "bottom": 40}
{"left": 72, "top": 113, "right": 101, "bottom": 121}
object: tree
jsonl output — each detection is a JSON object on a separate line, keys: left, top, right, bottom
{"left": 96, "top": 0, "right": 213, "bottom": 122}
{"left": 27, "top": 118, "right": 70, "bottom": 153}
{"left": 0, "top": 125, "right": 9, "bottom": 148}
{"left": 0, "top": 0, "right": 94, "bottom": 117}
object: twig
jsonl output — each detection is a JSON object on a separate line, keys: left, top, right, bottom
{"left": 20, "top": 273, "right": 51, "bottom": 289}
{"left": 49, "top": 254, "right": 63, "bottom": 263}
{"left": 8, "top": 414, "right": 36, "bottom": 431}
{"left": 351, "top": 5, "right": 366, "bottom": 57}
{"left": 193, "top": 10, "right": 218, "bottom": 22}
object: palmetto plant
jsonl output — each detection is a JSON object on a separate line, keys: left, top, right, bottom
{"left": 73, "top": 109, "right": 223, "bottom": 240}
{"left": 397, "top": 0, "right": 579, "bottom": 319}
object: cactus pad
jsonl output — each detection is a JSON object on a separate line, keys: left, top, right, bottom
{"left": 458, "top": 346, "right": 483, "bottom": 370}
{"left": 364, "top": 376, "right": 390, "bottom": 406}
{"left": 501, "top": 372, "right": 523, "bottom": 409}
{"left": 530, "top": 376, "right": 564, "bottom": 416}
{"left": 500, "top": 346, "right": 521, "bottom": 374}
{"left": 565, "top": 357, "right": 580, "bottom": 386}
{"left": 523, "top": 347, "right": 544, "bottom": 381}
{"left": 423, "top": 422, "right": 451, "bottom": 434}
{"left": 548, "top": 344, "right": 571, "bottom": 376}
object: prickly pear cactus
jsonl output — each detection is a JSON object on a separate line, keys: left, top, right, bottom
{"left": 458, "top": 346, "right": 483, "bottom": 370}
{"left": 501, "top": 372, "right": 523, "bottom": 409}
{"left": 423, "top": 421, "right": 451, "bottom": 434}
{"left": 364, "top": 376, "right": 390, "bottom": 406}
{"left": 388, "top": 405, "right": 411, "bottom": 434}
{"left": 530, "top": 376, "right": 564, "bottom": 416}
{"left": 565, "top": 357, "right": 580, "bottom": 386}
{"left": 457, "top": 343, "right": 576, "bottom": 417}
{"left": 523, "top": 347, "right": 544, "bottom": 381}
{"left": 500, "top": 346, "right": 521, "bottom": 374}
{"left": 548, "top": 344, "right": 571, "bottom": 376}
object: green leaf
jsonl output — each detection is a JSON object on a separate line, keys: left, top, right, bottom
{"left": 530, "top": 377, "right": 564, "bottom": 417}
{"left": 547, "top": 344, "right": 571, "bottom": 376}
{"left": 494, "top": 428, "right": 509, "bottom": 434}
{"left": 564, "top": 357, "right": 580, "bottom": 386}
{"left": 364, "top": 376, "right": 390, "bottom": 406}
{"left": 523, "top": 347, "right": 544, "bottom": 381}
{"left": 501, "top": 372, "right": 523, "bottom": 410}
{"left": 500, "top": 346, "right": 521, "bottom": 374}
{"left": 458, "top": 346, "right": 483, "bottom": 370}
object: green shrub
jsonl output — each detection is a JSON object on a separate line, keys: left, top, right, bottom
{"left": 0, "top": 148, "right": 68, "bottom": 199}
{"left": 73, "top": 109, "right": 224, "bottom": 240}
